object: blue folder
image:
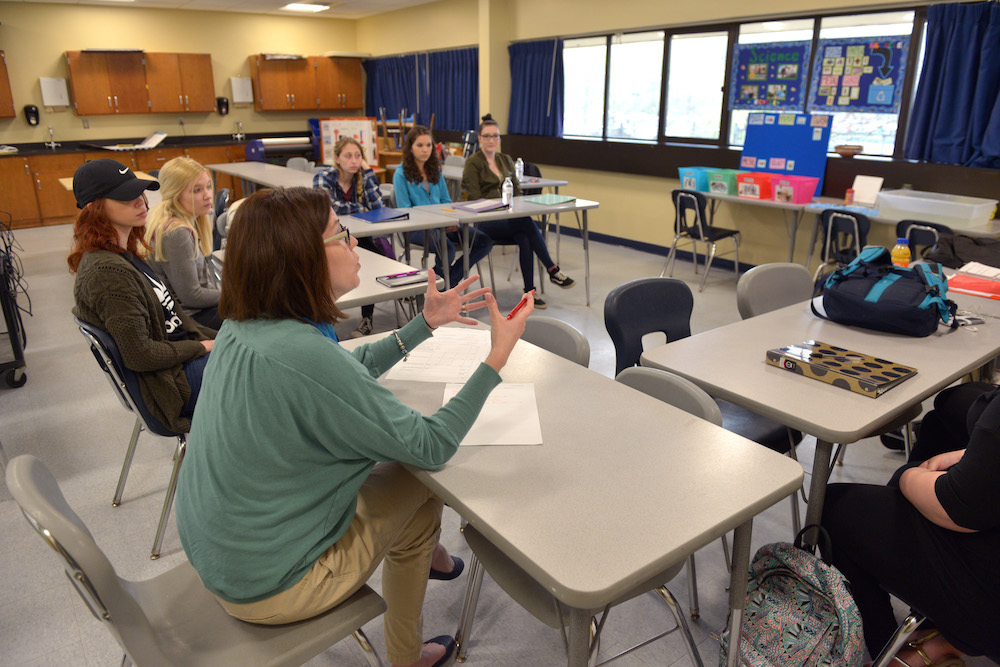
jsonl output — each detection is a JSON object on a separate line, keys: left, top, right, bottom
{"left": 352, "top": 207, "right": 410, "bottom": 223}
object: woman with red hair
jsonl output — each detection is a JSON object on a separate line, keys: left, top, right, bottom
{"left": 68, "top": 159, "right": 216, "bottom": 433}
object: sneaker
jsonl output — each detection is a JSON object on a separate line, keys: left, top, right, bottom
{"left": 532, "top": 294, "right": 548, "bottom": 310}
{"left": 351, "top": 316, "right": 373, "bottom": 338}
{"left": 548, "top": 267, "right": 575, "bottom": 288}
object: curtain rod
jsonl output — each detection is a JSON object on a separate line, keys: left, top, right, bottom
{"left": 367, "top": 44, "right": 478, "bottom": 60}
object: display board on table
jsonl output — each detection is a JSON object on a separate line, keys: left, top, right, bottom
{"left": 808, "top": 36, "right": 910, "bottom": 113}
{"left": 729, "top": 41, "right": 812, "bottom": 111}
{"left": 740, "top": 111, "right": 832, "bottom": 194}
{"left": 318, "top": 117, "right": 380, "bottom": 167}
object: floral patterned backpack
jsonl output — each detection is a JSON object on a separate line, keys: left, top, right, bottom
{"left": 719, "top": 526, "right": 865, "bottom": 666}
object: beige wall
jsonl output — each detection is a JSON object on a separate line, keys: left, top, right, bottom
{"left": 0, "top": 2, "right": 358, "bottom": 145}
{"left": 356, "top": 0, "right": 477, "bottom": 56}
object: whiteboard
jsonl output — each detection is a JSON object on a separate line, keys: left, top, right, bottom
{"left": 318, "top": 117, "right": 380, "bottom": 167}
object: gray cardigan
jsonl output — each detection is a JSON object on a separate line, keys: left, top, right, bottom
{"left": 146, "top": 226, "right": 220, "bottom": 317}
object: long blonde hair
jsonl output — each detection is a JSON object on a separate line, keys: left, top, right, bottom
{"left": 334, "top": 136, "right": 365, "bottom": 200}
{"left": 144, "top": 156, "right": 213, "bottom": 260}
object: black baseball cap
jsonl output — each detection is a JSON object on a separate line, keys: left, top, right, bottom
{"left": 73, "top": 159, "right": 160, "bottom": 209}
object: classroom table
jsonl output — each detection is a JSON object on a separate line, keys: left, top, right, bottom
{"left": 212, "top": 247, "right": 442, "bottom": 311}
{"left": 206, "top": 161, "right": 386, "bottom": 194}
{"left": 701, "top": 192, "right": 808, "bottom": 263}
{"left": 416, "top": 196, "right": 600, "bottom": 305}
{"left": 340, "top": 331, "right": 804, "bottom": 666}
{"left": 639, "top": 293, "right": 1000, "bottom": 533}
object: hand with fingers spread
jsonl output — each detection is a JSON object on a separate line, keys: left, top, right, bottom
{"left": 484, "top": 289, "right": 533, "bottom": 372}
{"left": 421, "top": 268, "right": 491, "bottom": 330}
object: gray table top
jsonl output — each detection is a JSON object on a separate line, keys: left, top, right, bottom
{"left": 341, "top": 208, "right": 457, "bottom": 238}
{"left": 641, "top": 294, "right": 1000, "bottom": 444}
{"left": 415, "top": 196, "right": 599, "bottom": 223}
{"left": 342, "top": 332, "right": 802, "bottom": 609}
{"left": 206, "top": 161, "right": 314, "bottom": 189}
{"left": 440, "top": 164, "right": 569, "bottom": 189}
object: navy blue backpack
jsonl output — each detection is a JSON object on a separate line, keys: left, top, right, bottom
{"left": 813, "top": 247, "right": 958, "bottom": 337}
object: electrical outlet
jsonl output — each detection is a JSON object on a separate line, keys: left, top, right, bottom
{"left": 82, "top": 119, "right": 89, "bottom": 129}
{"left": 178, "top": 117, "right": 185, "bottom": 126}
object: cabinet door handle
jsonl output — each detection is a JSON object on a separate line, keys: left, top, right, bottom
{"left": 36, "top": 179, "right": 42, "bottom": 191}
{"left": 291, "top": 94, "right": 295, "bottom": 105}
{"left": 286, "top": 94, "right": 290, "bottom": 103}
{"left": 185, "top": 95, "right": 189, "bottom": 106}
{"left": 108, "top": 96, "right": 113, "bottom": 108}
{"left": 179, "top": 95, "right": 184, "bottom": 106}
{"left": 113, "top": 95, "right": 118, "bottom": 108}
{"left": 24, "top": 163, "right": 29, "bottom": 174}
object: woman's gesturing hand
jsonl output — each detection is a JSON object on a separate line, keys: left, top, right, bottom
{"left": 421, "top": 268, "right": 491, "bottom": 330}
{"left": 484, "top": 290, "right": 532, "bottom": 373}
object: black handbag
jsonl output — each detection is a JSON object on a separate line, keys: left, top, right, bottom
{"left": 812, "top": 247, "right": 958, "bottom": 337}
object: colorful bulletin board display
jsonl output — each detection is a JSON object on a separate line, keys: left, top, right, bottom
{"left": 740, "top": 112, "right": 833, "bottom": 193}
{"left": 729, "top": 41, "right": 812, "bottom": 111}
{"left": 808, "top": 36, "right": 910, "bottom": 113}
{"left": 318, "top": 117, "right": 380, "bottom": 167}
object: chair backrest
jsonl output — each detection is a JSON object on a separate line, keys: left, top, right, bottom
{"left": 604, "top": 277, "right": 694, "bottom": 375}
{"left": 522, "top": 316, "right": 590, "bottom": 367}
{"left": 379, "top": 183, "right": 396, "bottom": 208}
{"left": 214, "top": 188, "right": 230, "bottom": 218}
{"left": 521, "top": 162, "right": 543, "bottom": 196}
{"left": 736, "top": 263, "right": 814, "bottom": 319}
{"left": 6, "top": 455, "right": 162, "bottom": 661}
{"left": 286, "top": 157, "right": 312, "bottom": 172}
{"left": 895, "top": 219, "right": 953, "bottom": 257}
{"left": 671, "top": 189, "right": 710, "bottom": 240}
{"left": 615, "top": 367, "right": 722, "bottom": 426}
{"left": 74, "top": 318, "right": 178, "bottom": 438}
{"left": 820, "top": 209, "right": 870, "bottom": 265}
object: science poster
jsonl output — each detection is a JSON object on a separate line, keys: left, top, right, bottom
{"left": 729, "top": 41, "right": 811, "bottom": 111}
{"left": 808, "top": 36, "right": 910, "bottom": 113}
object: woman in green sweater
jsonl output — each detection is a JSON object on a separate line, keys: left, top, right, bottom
{"left": 176, "top": 187, "right": 531, "bottom": 667}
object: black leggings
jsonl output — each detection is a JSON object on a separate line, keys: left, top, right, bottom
{"left": 822, "top": 482, "right": 1000, "bottom": 658}
{"left": 908, "top": 382, "right": 994, "bottom": 462}
{"left": 477, "top": 217, "right": 555, "bottom": 292}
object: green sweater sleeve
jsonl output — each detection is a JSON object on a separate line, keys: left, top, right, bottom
{"left": 348, "top": 314, "right": 434, "bottom": 377}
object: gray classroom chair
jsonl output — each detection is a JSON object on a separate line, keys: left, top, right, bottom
{"left": 521, "top": 316, "right": 590, "bottom": 367}
{"left": 5, "top": 454, "right": 386, "bottom": 667}
{"left": 285, "top": 156, "right": 315, "bottom": 172}
{"left": 736, "top": 263, "right": 813, "bottom": 319}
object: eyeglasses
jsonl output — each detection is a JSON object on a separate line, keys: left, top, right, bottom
{"left": 324, "top": 226, "right": 352, "bottom": 244}
{"left": 479, "top": 133, "right": 501, "bottom": 140}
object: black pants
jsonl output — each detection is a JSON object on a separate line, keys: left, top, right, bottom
{"left": 191, "top": 306, "right": 223, "bottom": 331}
{"left": 908, "top": 382, "right": 994, "bottom": 462}
{"left": 822, "top": 481, "right": 1000, "bottom": 659}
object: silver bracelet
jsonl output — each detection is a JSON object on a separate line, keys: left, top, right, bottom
{"left": 392, "top": 330, "right": 409, "bottom": 361}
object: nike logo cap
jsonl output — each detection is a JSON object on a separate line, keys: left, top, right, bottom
{"left": 73, "top": 158, "right": 160, "bottom": 209}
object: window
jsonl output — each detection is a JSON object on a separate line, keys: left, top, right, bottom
{"left": 664, "top": 31, "right": 729, "bottom": 140}
{"left": 563, "top": 37, "right": 607, "bottom": 138}
{"left": 607, "top": 32, "right": 664, "bottom": 141}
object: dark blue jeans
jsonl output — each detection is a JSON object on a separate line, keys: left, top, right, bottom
{"left": 477, "top": 217, "right": 555, "bottom": 292}
{"left": 408, "top": 228, "right": 494, "bottom": 288}
{"left": 180, "top": 352, "right": 210, "bottom": 418}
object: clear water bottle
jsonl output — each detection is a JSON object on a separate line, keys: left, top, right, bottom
{"left": 514, "top": 157, "right": 524, "bottom": 182}
{"left": 502, "top": 177, "right": 514, "bottom": 207}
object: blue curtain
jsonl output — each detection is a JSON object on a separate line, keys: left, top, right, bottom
{"left": 904, "top": 3, "right": 1000, "bottom": 168}
{"left": 423, "top": 48, "right": 479, "bottom": 132}
{"left": 508, "top": 40, "right": 564, "bottom": 136}
{"left": 363, "top": 55, "right": 418, "bottom": 123}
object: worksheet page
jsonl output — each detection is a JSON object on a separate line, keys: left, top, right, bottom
{"left": 385, "top": 328, "right": 491, "bottom": 383}
{"left": 443, "top": 383, "right": 543, "bottom": 446}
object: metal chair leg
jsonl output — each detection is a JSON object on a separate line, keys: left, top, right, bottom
{"left": 871, "top": 611, "right": 925, "bottom": 667}
{"left": 686, "top": 554, "right": 700, "bottom": 619}
{"left": 654, "top": 586, "right": 705, "bottom": 667}
{"left": 699, "top": 243, "right": 718, "bottom": 292}
{"left": 454, "top": 555, "right": 485, "bottom": 662}
{"left": 661, "top": 237, "right": 682, "bottom": 277}
{"left": 151, "top": 435, "right": 186, "bottom": 560}
{"left": 113, "top": 417, "right": 143, "bottom": 507}
{"left": 352, "top": 628, "right": 384, "bottom": 667}
{"left": 903, "top": 421, "right": 914, "bottom": 461}
{"left": 0, "top": 437, "right": 8, "bottom": 471}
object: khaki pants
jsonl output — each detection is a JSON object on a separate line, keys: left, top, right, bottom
{"left": 218, "top": 462, "right": 444, "bottom": 665}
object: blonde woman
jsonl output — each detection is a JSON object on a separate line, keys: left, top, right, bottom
{"left": 144, "top": 156, "right": 222, "bottom": 329}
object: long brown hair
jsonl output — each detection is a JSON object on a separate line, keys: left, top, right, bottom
{"left": 219, "top": 187, "right": 345, "bottom": 324}
{"left": 401, "top": 125, "right": 441, "bottom": 185}
{"left": 67, "top": 197, "right": 152, "bottom": 273}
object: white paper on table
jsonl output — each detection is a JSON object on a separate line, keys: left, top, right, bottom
{"left": 385, "top": 328, "right": 491, "bottom": 383}
{"left": 444, "top": 383, "right": 543, "bottom": 446}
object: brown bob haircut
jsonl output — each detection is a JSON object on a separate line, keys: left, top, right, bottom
{"left": 219, "top": 186, "right": 345, "bottom": 324}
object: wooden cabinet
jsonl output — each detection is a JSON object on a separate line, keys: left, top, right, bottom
{"left": 66, "top": 51, "right": 147, "bottom": 115}
{"left": 0, "top": 158, "right": 41, "bottom": 227}
{"left": 249, "top": 55, "right": 316, "bottom": 111}
{"left": 0, "top": 51, "right": 14, "bottom": 119}
{"left": 27, "top": 153, "right": 85, "bottom": 223}
{"left": 146, "top": 53, "right": 215, "bottom": 113}
{"left": 314, "top": 57, "right": 363, "bottom": 109}
{"left": 133, "top": 147, "right": 185, "bottom": 173}
{"left": 251, "top": 55, "right": 360, "bottom": 111}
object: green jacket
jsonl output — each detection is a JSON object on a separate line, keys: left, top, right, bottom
{"left": 72, "top": 250, "right": 215, "bottom": 433}
{"left": 462, "top": 150, "right": 522, "bottom": 200}
{"left": 176, "top": 316, "right": 501, "bottom": 603}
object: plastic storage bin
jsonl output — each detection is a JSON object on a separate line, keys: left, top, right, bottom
{"left": 706, "top": 168, "right": 745, "bottom": 196}
{"left": 877, "top": 189, "right": 998, "bottom": 229}
{"left": 772, "top": 175, "right": 820, "bottom": 204}
{"left": 736, "top": 172, "right": 774, "bottom": 200}
{"left": 678, "top": 167, "right": 711, "bottom": 192}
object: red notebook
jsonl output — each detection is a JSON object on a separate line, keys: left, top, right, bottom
{"left": 948, "top": 274, "right": 1000, "bottom": 300}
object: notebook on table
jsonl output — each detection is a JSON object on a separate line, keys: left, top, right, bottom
{"left": 452, "top": 199, "right": 509, "bottom": 213}
{"left": 352, "top": 207, "right": 410, "bottom": 223}
{"left": 85, "top": 131, "right": 168, "bottom": 152}
{"left": 524, "top": 194, "right": 576, "bottom": 206}
{"left": 765, "top": 340, "right": 917, "bottom": 398}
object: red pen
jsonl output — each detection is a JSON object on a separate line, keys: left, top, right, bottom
{"left": 506, "top": 292, "right": 532, "bottom": 320}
